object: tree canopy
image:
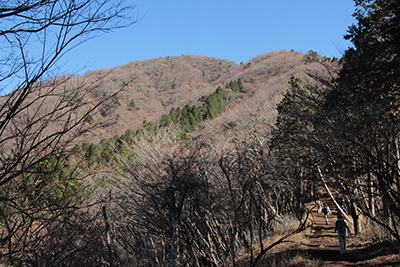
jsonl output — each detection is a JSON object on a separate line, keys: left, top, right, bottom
{"left": 270, "top": 0, "right": 400, "bottom": 239}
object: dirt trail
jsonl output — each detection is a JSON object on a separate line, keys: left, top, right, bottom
{"left": 301, "top": 202, "right": 357, "bottom": 266}
{"left": 297, "top": 200, "right": 400, "bottom": 266}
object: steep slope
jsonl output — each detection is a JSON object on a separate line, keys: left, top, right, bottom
{"left": 5, "top": 50, "right": 335, "bottom": 145}
{"left": 78, "top": 50, "right": 336, "bottom": 143}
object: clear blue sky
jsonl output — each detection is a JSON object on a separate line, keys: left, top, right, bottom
{"left": 65, "top": 0, "right": 356, "bottom": 75}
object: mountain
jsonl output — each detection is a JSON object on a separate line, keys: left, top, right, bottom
{"left": 8, "top": 50, "right": 334, "bottom": 145}
{"left": 71, "top": 50, "right": 336, "bottom": 144}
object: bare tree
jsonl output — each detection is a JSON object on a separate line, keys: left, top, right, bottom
{"left": 102, "top": 105, "right": 314, "bottom": 266}
{"left": 111, "top": 145, "right": 214, "bottom": 266}
{"left": 0, "top": 0, "right": 136, "bottom": 183}
{"left": 0, "top": 0, "right": 137, "bottom": 264}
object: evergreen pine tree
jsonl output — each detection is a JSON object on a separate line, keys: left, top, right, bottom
{"left": 169, "top": 107, "right": 178, "bottom": 123}
{"left": 176, "top": 107, "right": 182, "bottom": 122}
{"left": 160, "top": 114, "right": 172, "bottom": 127}
{"left": 191, "top": 105, "right": 202, "bottom": 123}
{"left": 238, "top": 78, "right": 244, "bottom": 92}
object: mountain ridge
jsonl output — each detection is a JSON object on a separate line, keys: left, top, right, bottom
{"left": 75, "top": 50, "right": 336, "bottom": 144}
{"left": 7, "top": 50, "right": 335, "bottom": 145}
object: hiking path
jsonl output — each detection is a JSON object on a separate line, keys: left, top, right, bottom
{"left": 295, "top": 199, "right": 400, "bottom": 266}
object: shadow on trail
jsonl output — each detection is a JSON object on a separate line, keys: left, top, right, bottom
{"left": 313, "top": 226, "right": 331, "bottom": 231}
{"left": 305, "top": 248, "right": 349, "bottom": 261}
{"left": 373, "top": 261, "right": 400, "bottom": 266}
{"left": 308, "top": 234, "right": 336, "bottom": 239}
{"left": 290, "top": 240, "right": 400, "bottom": 264}
{"left": 345, "top": 241, "right": 400, "bottom": 262}
{"left": 298, "top": 199, "right": 400, "bottom": 265}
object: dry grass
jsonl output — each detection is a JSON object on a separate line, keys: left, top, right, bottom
{"left": 236, "top": 230, "right": 323, "bottom": 267}
{"left": 234, "top": 214, "right": 318, "bottom": 267}
{"left": 270, "top": 214, "right": 301, "bottom": 236}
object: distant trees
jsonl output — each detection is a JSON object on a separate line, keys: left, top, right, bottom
{"left": 170, "top": 107, "right": 181, "bottom": 123}
{"left": 75, "top": 81, "right": 242, "bottom": 169}
{"left": 153, "top": 83, "right": 236, "bottom": 133}
{"left": 225, "top": 79, "right": 245, "bottom": 93}
{"left": 302, "top": 50, "right": 320, "bottom": 63}
{"left": 303, "top": 50, "right": 339, "bottom": 64}
{"left": 128, "top": 98, "right": 137, "bottom": 110}
{"left": 0, "top": 0, "right": 136, "bottom": 265}
{"left": 160, "top": 114, "right": 173, "bottom": 127}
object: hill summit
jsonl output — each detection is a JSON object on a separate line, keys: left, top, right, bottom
{"left": 71, "top": 50, "right": 335, "bottom": 143}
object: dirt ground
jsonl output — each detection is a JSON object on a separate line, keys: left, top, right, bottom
{"left": 237, "top": 198, "right": 400, "bottom": 266}
{"left": 292, "top": 200, "right": 400, "bottom": 266}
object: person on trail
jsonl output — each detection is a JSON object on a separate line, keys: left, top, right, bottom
{"left": 336, "top": 196, "right": 343, "bottom": 206}
{"left": 341, "top": 205, "right": 347, "bottom": 214}
{"left": 336, "top": 195, "right": 347, "bottom": 214}
{"left": 316, "top": 199, "right": 322, "bottom": 213}
{"left": 321, "top": 203, "right": 331, "bottom": 225}
{"left": 334, "top": 213, "right": 351, "bottom": 254}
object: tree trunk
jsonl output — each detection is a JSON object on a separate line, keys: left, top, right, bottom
{"left": 171, "top": 220, "right": 178, "bottom": 267}
{"left": 350, "top": 201, "right": 361, "bottom": 234}
{"left": 394, "top": 133, "right": 400, "bottom": 187}
{"left": 368, "top": 172, "right": 376, "bottom": 216}
{"left": 102, "top": 206, "right": 114, "bottom": 267}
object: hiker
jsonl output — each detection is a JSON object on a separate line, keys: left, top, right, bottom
{"left": 336, "top": 196, "right": 347, "bottom": 214}
{"left": 335, "top": 195, "right": 343, "bottom": 205}
{"left": 316, "top": 199, "right": 322, "bottom": 213}
{"left": 322, "top": 203, "right": 331, "bottom": 225}
{"left": 341, "top": 205, "right": 347, "bottom": 214}
{"left": 334, "top": 213, "right": 351, "bottom": 254}
{"left": 336, "top": 195, "right": 345, "bottom": 209}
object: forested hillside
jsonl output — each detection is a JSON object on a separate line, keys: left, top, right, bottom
{"left": 0, "top": 0, "right": 399, "bottom": 266}
{"left": 53, "top": 50, "right": 336, "bottom": 143}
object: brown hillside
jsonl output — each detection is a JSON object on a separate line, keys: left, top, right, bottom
{"left": 81, "top": 50, "right": 336, "bottom": 143}
{"left": 12, "top": 50, "right": 337, "bottom": 144}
